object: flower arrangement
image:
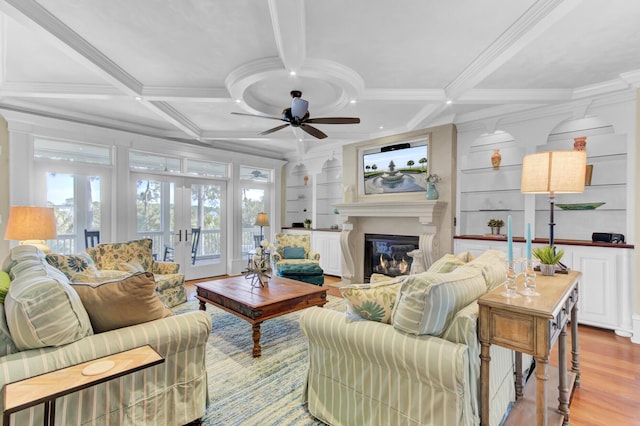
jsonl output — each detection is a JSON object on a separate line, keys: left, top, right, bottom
{"left": 426, "top": 173, "right": 441, "bottom": 183}
{"left": 246, "top": 239, "right": 272, "bottom": 287}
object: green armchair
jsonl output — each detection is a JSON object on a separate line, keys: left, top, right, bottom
{"left": 270, "top": 233, "right": 320, "bottom": 272}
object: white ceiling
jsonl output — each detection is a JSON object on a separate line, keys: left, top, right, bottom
{"left": 1, "top": 0, "right": 639, "bottom": 159}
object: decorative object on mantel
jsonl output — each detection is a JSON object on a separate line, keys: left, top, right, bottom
{"left": 487, "top": 219, "right": 504, "bottom": 235}
{"left": 532, "top": 245, "right": 564, "bottom": 276}
{"left": 491, "top": 149, "right": 502, "bottom": 170}
{"left": 245, "top": 240, "right": 271, "bottom": 288}
{"left": 424, "top": 173, "right": 441, "bottom": 200}
{"left": 556, "top": 202, "right": 605, "bottom": 210}
{"left": 303, "top": 218, "right": 312, "bottom": 229}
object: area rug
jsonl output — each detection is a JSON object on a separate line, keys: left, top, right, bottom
{"left": 172, "top": 294, "right": 345, "bottom": 426}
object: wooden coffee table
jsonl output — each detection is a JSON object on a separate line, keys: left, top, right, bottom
{"left": 196, "top": 275, "right": 327, "bottom": 357}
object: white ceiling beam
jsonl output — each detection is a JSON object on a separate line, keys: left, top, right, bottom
{"left": 445, "top": 0, "right": 583, "bottom": 100}
{"left": 456, "top": 89, "right": 573, "bottom": 104}
{"left": 268, "top": 0, "right": 306, "bottom": 72}
{"left": 0, "top": 82, "right": 125, "bottom": 99}
{"left": 141, "top": 87, "right": 230, "bottom": 102}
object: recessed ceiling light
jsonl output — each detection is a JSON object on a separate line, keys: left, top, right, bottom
{"left": 134, "top": 96, "right": 143, "bottom": 101}
{"left": 350, "top": 99, "right": 357, "bottom": 104}
{"left": 379, "top": 126, "right": 384, "bottom": 130}
{"left": 446, "top": 100, "right": 453, "bottom": 105}
{"left": 235, "top": 99, "right": 241, "bottom": 103}
{"left": 290, "top": 71, "right": 297, "bottom": 76}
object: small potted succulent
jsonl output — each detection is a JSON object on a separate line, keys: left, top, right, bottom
{"left": 303, "top": 218, "right": 312, "bottom": 229}
{"left": 487, "top": 219, "right": 505, "bottom": 235}
{"left": 532, "top": 246, "right": 564, "bottom": 276}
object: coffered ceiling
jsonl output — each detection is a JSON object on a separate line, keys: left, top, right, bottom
{"left": 1, "top": 0, "right": 639, "bottom": 159}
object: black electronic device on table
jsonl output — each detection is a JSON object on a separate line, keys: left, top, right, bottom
{"left": 592, "top": 232, "right": 625, "bottom": 244}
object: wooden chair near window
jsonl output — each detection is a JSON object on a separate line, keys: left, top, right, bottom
{"left": 84, "top": 229, "right": 100, "bottom": 249}
{"left": 164, "top": 227, "right": 201, "bottom": 265}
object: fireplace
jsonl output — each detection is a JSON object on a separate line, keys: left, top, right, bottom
{"left": 364, "top": 234, "right": 419, "bottom": 282}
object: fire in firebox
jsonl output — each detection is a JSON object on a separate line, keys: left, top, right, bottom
{"left": 364, "top": 234, "right": 419, "bottom": 282}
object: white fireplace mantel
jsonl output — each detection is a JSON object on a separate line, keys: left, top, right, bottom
{"left": 334, "top": 201, "right": 446, "bottom": 233}
{"left": 333, "top": 200, "right": 447, "bottom": 283}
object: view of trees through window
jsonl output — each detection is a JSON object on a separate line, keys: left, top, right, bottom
{"left": 47, "top": 172, "right": 100, "bottom": 253}
{"left": 136, "top": 179, "right": 222, "bottom": 260}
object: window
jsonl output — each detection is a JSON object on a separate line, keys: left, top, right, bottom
{"left": 130, "top": 151, "right": 181, "bottom": 173}
{"left": 187, "top": 159, "right": 228, "bottom": 178}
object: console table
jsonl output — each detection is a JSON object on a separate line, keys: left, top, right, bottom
{"left": 478, "top": 271, "right": 581, "bottom": 426}
{"left": 2, "top": 345, "right": 164, "bottom": 425}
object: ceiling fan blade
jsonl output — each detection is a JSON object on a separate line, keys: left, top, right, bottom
{"left": 301, "top": 124, "right": 328, "bottom": 139}
{"left": 231, "top": 112, "right": 284, "bottom": 121}
{"left": 305, "top": 117, "right": 361, "bottom": 124}
{"left": 259, "top": 123, "right": 291, "bottom": 136}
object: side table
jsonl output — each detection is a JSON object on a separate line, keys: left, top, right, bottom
{"left": 3, "top": 345, "right": 164, "bottom": 426}
{"left": 478, "top": 271, "right": 581, "bottom": 426}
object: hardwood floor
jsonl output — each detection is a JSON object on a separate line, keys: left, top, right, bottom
{"left": 186, "top": 275, "right": 640, "bottom": 425}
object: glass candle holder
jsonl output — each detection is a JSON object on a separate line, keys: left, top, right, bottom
{"left": 520, "top": 259, "right": 539, "bottom": 296}
{"left": 501, "top": 259, "right": 521, "bottom": 298}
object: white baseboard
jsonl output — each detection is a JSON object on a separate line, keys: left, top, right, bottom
{"left": 631, "top": 315, "right": 640, "bottom": 344}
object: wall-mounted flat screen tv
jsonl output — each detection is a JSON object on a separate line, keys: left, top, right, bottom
{"left": 358, "top": 138, "right": 429, "bottom": 195}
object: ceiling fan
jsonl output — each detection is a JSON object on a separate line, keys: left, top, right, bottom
{"left": 232, "top": 90, "right": 360, "bottom": 139}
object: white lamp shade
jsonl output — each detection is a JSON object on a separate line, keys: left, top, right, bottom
{"left": 521, "top": 151, "right": 587, "bottom": 194}
{"left": 4, "top": 206, "right": 58, "bottom": 241}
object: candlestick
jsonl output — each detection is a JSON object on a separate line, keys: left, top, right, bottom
{"left": 507, "top": 215, "right": 513, "bottom": 262}
{"left": 526, "top": 223, "right": 532, "bottom": 260}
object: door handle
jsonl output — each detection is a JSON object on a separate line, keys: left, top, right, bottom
{"left": 175, "top": 230, "right": 182, "bottom": 242}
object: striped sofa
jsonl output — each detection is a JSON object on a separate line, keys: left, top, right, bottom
{"left": 1, "top": 246, "right": 211, "bottom": 425}
{"left": 299, "top": 250, "right": 523, "bottom": 426}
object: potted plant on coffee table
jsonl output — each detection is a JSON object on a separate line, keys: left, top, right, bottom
{"left": 532, "top": 246, "right": 564, "bottom": 276}
{"left": 487, "top": 219, "right": 505, "bottom": 235}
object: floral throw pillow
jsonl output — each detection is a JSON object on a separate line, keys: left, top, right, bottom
{"left": 45, "top": 253, "right": 99, "bottom": 280}
{"left": 340, "top": 276, "right": 407, "bottom": 324}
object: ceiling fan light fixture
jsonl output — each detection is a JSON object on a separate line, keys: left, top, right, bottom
{"left": 291, "top": 97, "right": 309, "bottom": 119}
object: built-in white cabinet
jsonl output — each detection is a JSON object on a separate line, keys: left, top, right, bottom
{"left": 281, "top": 228, "right": 342, "bottom": 277}
{"left": 313, "top": 231, "right": 342, "bottom": 276}
{"left": 454, "top": 237, "right": 633, "bottom": 335}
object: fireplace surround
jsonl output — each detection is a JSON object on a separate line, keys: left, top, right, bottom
{"left": 334, "top": 200, "right": 446, "bottom": 284}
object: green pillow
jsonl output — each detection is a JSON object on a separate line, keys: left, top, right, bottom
{"left": 283, "top": 246, "right": 305, "bottom": 259}
{"left": 0, "top": 271, "right": 10, "bottom": 303}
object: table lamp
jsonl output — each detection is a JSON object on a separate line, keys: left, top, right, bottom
{"left": 4, "top": 206, "right": 58, "bottom": 253}
{"left": 520, "top": 150, "right": 586, "bottom": 248}
{"left": 254, "top": 212, "right": 270, "bottom": 242}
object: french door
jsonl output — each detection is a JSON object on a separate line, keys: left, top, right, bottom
{"left": 134, "top": 173, "right": 226, "bottom": 280}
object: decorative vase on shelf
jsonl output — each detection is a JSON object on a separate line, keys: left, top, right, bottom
{"left": 491, "top": 149, "right": 502, "bottom": 170}
{"left": 425, "top": 182, "right": 439, "bottom": 200}
{"left": 573, "top": 136, "right": 587, "bottom": 151}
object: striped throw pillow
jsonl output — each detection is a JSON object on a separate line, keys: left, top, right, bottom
{"left": 391, "top": 268, "right": 486, "bottom": 336}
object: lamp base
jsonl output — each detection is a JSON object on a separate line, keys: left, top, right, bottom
{"left": 19, "top": 240, "right": 52, "bottom": 254}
